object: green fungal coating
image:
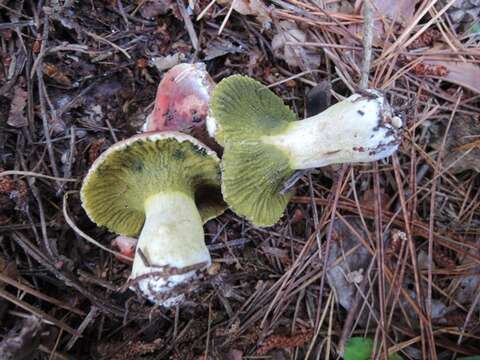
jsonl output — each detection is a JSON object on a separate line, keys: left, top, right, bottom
{"left": 81, "top": 132, "right": 225, "bottom": 236}
{"left": 211, "top": 76, "right": 297, "bottom": 226}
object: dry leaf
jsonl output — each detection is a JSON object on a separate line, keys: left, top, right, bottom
{"left": 423, "top": 60, "right": 480, "bottom": 94}
{"left": 349, "top": 0, "right": 418, "bottom": 46}
{"left": 370, "top": 0, "right": 418, "bottom": 24}
{"left": 271, "top": 21, "right": 321, "bottom": 69}
{"left": 0, "top": 317, "right": 42, "bottom": 360}
{"left": 433, "top": 114, "right": 480, "bottom": 173}
{"left": 454, "top": 239, "right": 480, "bottom": 307}
{"left": 217, "top": 0, "right": 272, "bottom": 29}
{"left": 326, "top": 217, "right": 371, "bottom": 311}
{"left": 139, "top": 0, "right": 175, "bottom": 18}
{"left": 7, "top": 86, "right": 28, "bottom": 128}
{"left": 226, "top": 349, "right": 243, "bottom": 360}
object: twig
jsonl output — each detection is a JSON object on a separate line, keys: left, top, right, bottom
{"left": 0, "top": 170, "right": 77, "bottom": 182}
{"left": 0, "top": 288, "right": 80, "bottom": 336}
{"left": 65, "top": 306, "right": 99, "bottom": 351}
{"left": 360, "top": 0, "right": 373, "bottom": 89}
{"left": 63, "top": 192, "right": 133, "bottom": 262}
{"left": 176, "top": 0, "right": 199, "bottom": 51}
{"left": 35, "top": 14, "right": 61, "bottom": 191}
{"left": 218, "top": 0, "right": 236, "bottom": 35}
{"left": 0, "top": 274, "right": 85, "bottom": 316}
{"left": 84, "top": 30, "right": 132, "bottom": 59}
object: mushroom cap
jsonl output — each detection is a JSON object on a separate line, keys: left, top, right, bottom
{"left": 210, "top": 76, "right": 297, "bottom": 226}
{"left": 81, "top": 131, "right": 226, "bottom": 236}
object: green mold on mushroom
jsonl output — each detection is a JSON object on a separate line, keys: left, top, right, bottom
{"left": 209, "top": 76, "right": 403, "bottom": 227}
{"left": 81, "top": 132, "right": 226, "bottom": 306}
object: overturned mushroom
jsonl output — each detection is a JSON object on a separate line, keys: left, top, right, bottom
{"left": 208, "top": 76, "right": 402, "bottom": 226}
{"left": 143, "top": 63, "right": 217, "bottom": 149}
{"left": 81, "top": 132, "right": 226, "bottom": 306}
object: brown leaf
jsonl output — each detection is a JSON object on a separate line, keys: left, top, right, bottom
{"left": 271, "top": 21, "right": 321, "bottom": 69}
{"left": 226, "top": 349, "right": 243, "bottom": 360}
{"left": 433, "top": 114, "right": 480, "bottom": 173}
{"left": 7, "top": 86, "right": 28, "bottom": 128}
{"left": 423, "top": 60, "right": 480, "bottom": 94}
{"left": 217, "top": 0, "right": 272, "bottom": 28}
{"left": 139, "top": 0, "right": 175, "bottom": 18}
{"left": 348, "top": 0, "right": 417, "bottom": 47}
{"left": 371, "top": 0, "right": 418, "bottom": 24}
{"left": 0, "top": 317, "right": 42, "bottom": 360}
{"left": 326, "top": 217, "right": 371, "bottom": 312}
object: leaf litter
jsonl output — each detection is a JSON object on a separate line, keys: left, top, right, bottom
{"left": 0, "top": 0, "right": 479, "bottom": 358}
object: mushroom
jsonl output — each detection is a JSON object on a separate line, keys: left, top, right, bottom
{"left": 143, "top": 63, "right": 218, "bottom": 150}
{"left": 80, "top": 132, "right": 226, "bottom": 306}
{"left": 208, "top": 76, "right": 403, "bottom": 226}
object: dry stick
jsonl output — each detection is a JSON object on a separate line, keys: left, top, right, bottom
{"left": 11, "top": 232, "right": 126, "bottom": 318}
{"left": 373, "top": 163, "right": 389, "bottom": 360}
{"left": 316, "top": 165, "right": 349, "bottom": 326}
{"left": 0, "top": 170, "right": 77, "bottom": 182}
{"left": 35, "top": 15, "right": 61, "bottom": 191}
{"left": 196, "top": 0, "right": 216, "bottom": 20}
{"left": 62, "top": 192, "right": 133, "bottom": 262}
{"left": 457, "top": 288, "right": 480, "bottom": 346}
{"left": 65, "top": 306, "right": 99, "bottom": 351}
{"left": 337, "top": 265, "right": 372, "bottom": 355}
{"left": 428, "top": 95, "right": 461, "bottom": 358}
{"left": 0, "top": 274, "right": 85, "bottom": 316}
{"left": 335, "top": 213, "right": 431, "bottom": 326}
{"left": 305, "top": 292, "right": 333, "bottom": 359}
{"left": 28, "top": 176, "right": 56, "bottom": 258}
{"left": 218, "top": 0, "right": 235, "bottom": 35}
{"left": 84, "top": 30, "right": 131, "bottom": 59}
{"left": 0, "top": 287, "right": 79, "bottom": 336}
{"left": 392, "top": 155, "right": 430, "bottom": 359}
{"left": 177, "top": 0, "right": 199, "bottom": 51}
{"left": 374, "top": 0, "right": 456, "bottom": 65}
{"left": 359, "top": 0, "right": 373, "bottom": 89}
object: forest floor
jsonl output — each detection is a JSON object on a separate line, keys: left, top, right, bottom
{"left": 0, "top": 0, "right": 480, "bottom": 359}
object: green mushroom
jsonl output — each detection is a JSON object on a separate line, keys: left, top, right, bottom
{"left": 207, "top": 76, "right": 402, "bottom": 227}
{"left": 81, "top": 131, "right": 225, "bottom": 306}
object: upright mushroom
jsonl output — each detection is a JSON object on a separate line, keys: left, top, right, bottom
{"left": 81, "top": 132, "right": 225, "bottom": 306}
{"left": 208, "top": 76, "right": 402, "bottom": 226}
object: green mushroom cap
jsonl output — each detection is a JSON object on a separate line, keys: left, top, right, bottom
{"left": 81, "top": 132, "right": 226, "bottom": 236}
{"left": 210, "top": 76, "right": 297, "bottom": 226}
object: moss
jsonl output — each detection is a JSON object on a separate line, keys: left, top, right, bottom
{"left": 81, "top": 136, "right": 225, "bottom": 236}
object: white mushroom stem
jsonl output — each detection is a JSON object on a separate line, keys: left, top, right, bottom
{"left": 130, "top": 192, "right": 211, "bottom": 306}
{"left": 264, "top": 91, "right": 402, "bottom": 169}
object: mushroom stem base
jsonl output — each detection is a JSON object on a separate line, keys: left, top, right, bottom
{"left": 130, "top": 192, "right": 210, "bottom": 306}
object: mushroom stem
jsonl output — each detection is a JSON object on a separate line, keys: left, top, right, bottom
{"left": 130, "top": 191, "right": 210, "bottom": 306}
{"left": 264, "top": 91, "right": 402, "bottom": 170}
